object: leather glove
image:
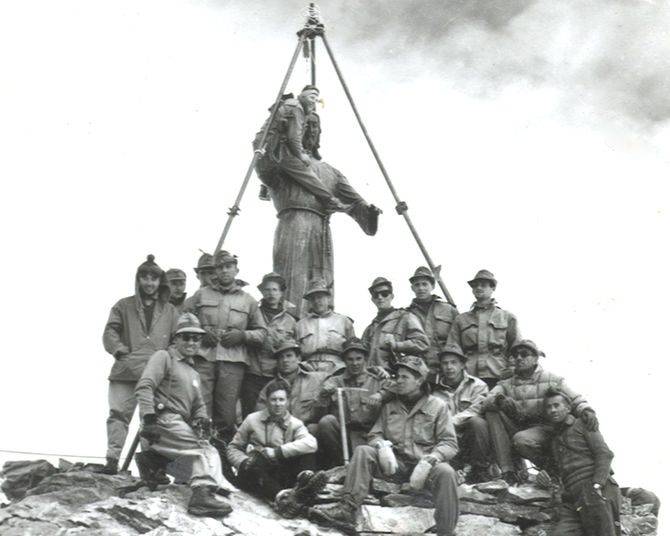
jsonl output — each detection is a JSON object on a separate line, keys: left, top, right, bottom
{"left": 496, "top": 394, "right": 521, "bottom": 420}
{"left": 409, "top": 458, "right": 433, "bottom": 491}
{"left": 319, "top": 380, "right": 337, "bottom": 398}
{"left": 376, "top": 440, "right": 398, "bottom": 476}
{"left": 218, "top": 329, "right": 246, "bottom": 347}
{"left": 581, "top": 409, "right": 599, "bottom": 431}
{"left": 140, "top": 414, "right": 161, "bottom": 444}
{"left": 536, "top": 470, "right": 552, "bottom": 489}
{"left": 201, "top": 330, "right": 219, "bottom": 349}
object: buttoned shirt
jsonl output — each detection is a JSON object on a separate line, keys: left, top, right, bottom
{"left": 433, "top": 372, "right": 489, "bottom": 428}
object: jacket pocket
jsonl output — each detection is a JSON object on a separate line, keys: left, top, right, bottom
{"left": 197, "top": 299, "right": 221, "bottom": 329}
{"left": 412, "top": 412, "right": 436, "bottom": 445}
{"left": 433, "top": 311, "right": 454, "bottom": 343}
{"left": 460, "top": 321, "right": 479, "bottom": 351}
{"left": 228, "top": 307, "right": 250, "bottom": 330}
{"left": 488, "top": 318, "right": 509, "bottom": 353}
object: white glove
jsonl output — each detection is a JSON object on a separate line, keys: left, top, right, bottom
{"left": 409, "top": 459, "right": 433, "bottom": 491}
{"left": 376, "top": 440, "right": 398, "bottom": 476}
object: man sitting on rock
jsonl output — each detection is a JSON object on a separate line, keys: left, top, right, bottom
{"left": 314, "top": 337, "right": 390, "bottom": 468}
{"left": 134, "top": 313, "right": 234, "bottom": 518}
{"left": 433, "top": 344, "right": 491, "bottom": 483}
{"left": 256, "top": 339, "right": 329, "bottom": 433}
{"left": 537, "top": 388, "right": 621, "bottom": 536}
{"left": 226, "top": 379, "right": 328, "bottom": 518}
{"left": 483, "top": 339, "right": 598, "bottom": 484}
{"left": 309, "top": 356, "right": 459, "bottom": 536}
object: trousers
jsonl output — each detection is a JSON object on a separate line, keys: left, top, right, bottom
{"left": 106, "top": 380, "right": 137, "bottom": 459}
{"left": 554, "top": 479, "right": 622, "bottom": 536}
{"left": 342, "top": 445, "right": 459, "bottom": 535}
{"left": 316, "top": 414, "right": 370, "bottom": 468}
{"left": 486, "top": 411, "right": 553, "bottom": 472}
{"left": 453, "top": 415, "right": 492, "bottom": 469}
{"left": 236, "top": 453, "right": 317, "bottom": 501}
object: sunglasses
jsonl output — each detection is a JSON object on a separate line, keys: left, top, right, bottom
{"left": 180, "top": 334, "right": 203, "bottom": 342}
{"left": 372, "top": 290, "right": 392, "bottom": 299}
{"left": 512, "top": 350, "right": 535, "bottom": 359}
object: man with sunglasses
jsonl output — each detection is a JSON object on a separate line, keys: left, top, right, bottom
{"left": 446, "top": 269, "right": 521, "bottom": 389}
{"left": 482, "top": 339, "right": 599, "bottom": 484}
{"left": 406, "top": 266, "right": 458, "bottom": 384}
{"left": 362, "top": 277, "right": 429, "bottom": 372}
{"left": 135, "top": 313, "right": 235, "bottom": 517}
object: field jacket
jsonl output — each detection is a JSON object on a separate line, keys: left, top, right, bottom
{"left": 226, "top": 409, "right": 317, "bottom": 468}
{"left": 433, "top": 372, "right": 489, "bottom": 428}
{"left": 362, "top": 308, "right": 429, "bottom": 371}
{"left": 186, "top": 285, "right": 266, "bottom": 364}
{"left": 249, "top": 301, "right": 297, "bottom": 377}
{"left": 368, "top": 394, "right": 458, "bottom": 464}
{"left": 447, "top": 300, "right": 521, "bottom": 380}
{"left": 296, "top": 310, "right": 355, "bottom": 369}
{"left": 407, "top": 296, "right": 458, "bottom": 370}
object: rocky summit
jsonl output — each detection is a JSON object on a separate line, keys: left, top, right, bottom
{"left": 0, "top": 459, "right": 660, "bottom": 535}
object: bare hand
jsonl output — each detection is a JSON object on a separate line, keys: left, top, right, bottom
{"left": 263, "top": 447, "right": 277, "bottom": 460}
{"left": 367, "top": 393, "right": 382, "bottom": 409}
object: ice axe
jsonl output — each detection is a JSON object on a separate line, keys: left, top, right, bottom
{"left": 336, "top": 387, "right": 368, "bottom": 465}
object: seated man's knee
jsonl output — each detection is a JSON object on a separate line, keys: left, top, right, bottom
{"left": 512, "top": 430, "right": 538, "bottom": 454}
{"left": 317, "top": 414, "right": 339, "bottom": 433}
{"left": 431, "top": 461, "right": 456, "bottom": 480}
{"left": 351, "top": 444, "right": 377, "bottom": 462}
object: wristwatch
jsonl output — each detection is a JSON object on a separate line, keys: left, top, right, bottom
{"left": 593, "top": 483, "right": 602, "bottom": 490}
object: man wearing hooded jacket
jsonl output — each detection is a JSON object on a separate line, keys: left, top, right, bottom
{"left": 101, "top": 254, "right": 179, "bottom": 474}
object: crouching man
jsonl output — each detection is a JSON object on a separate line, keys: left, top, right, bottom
{"left": 227, "top": 379, "right": 328, "bottom": 518}
{"left": 135, "top": 313, "right": 235, "bottom": 518}
{"left": 310, "top": 356, "right": 459, "bottom": 536}
{"left": 537, "top": 389, "right": 622, "bottom": 536}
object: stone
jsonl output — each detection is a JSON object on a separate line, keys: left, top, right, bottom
{"left": 358, "top": 505, "right": 435, "bottom": 533}
{"left": 501, "top": 484, "right": 553, "bottom": 504}
{"left": 1, "top": 460, "right": 58, "bottom": 500}
{"left": 380, "top": 493, "right": 433, "bottom": 508}
{"left": 458, "top": 484, "right": 498, "bottom": 504}
{"left": 456, "top": 514, "right": 522, "bottom": 535}
{"left": 522, "top": 523, "right": 553, "bottom": 535}
{"left": 624, "top": 487, "right": 661, "bottom": 517}
{"left": 323, "top": 466, "right": 347, "bottom": 484}
{"left": 496, "top": 502, "right": 553, "bottom": 524}
{"left": 460, "top": 500, "right": 500, "bottom": 518}
{"left": 620, "top": 514, "right": 658, "bottom": 535}
{"left": 475, "top": 479, "right": 509, "bottom": 494}
{"left": 371, "top": 478, "right": 401, "bottom": 496}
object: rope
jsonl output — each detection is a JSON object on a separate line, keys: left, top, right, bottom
{"left": 0, "top": 448, "right": 131, "bottom": 462}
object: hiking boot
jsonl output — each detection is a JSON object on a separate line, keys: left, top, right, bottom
{"left": 501, "top": 471, "right": 519, "bottom": 486}
{"left": 466, "top": 466, "right": 490, "bottom": 484}
{"left": 188, "top": 486, "right": 233, "bottom": 518}
{"left": 135, "top": 450, "right": 170, "bottom": 490}
{"left": 98, "top": 457, "right": 118, "bottom": 475}
{"left": 274, "top": 470, "right": 329, "bottom": 518}
{"left": 309, "top": 499, "right": 358, "bottom": 535}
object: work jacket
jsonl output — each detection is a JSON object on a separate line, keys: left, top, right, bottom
{"left": 407, "top": 296, "right": 458, "bottom": 372}
{"left": 186, "top": 284, "right": 267, "bottom": 364}
{"left": 314, "top": 368, "right": 390, "bottom": 428}
{"left": 249, "top": 301, "right": 297, "bottom": 377}
{"left": 484, "top": 365, "right": 591, "bottom": 425}
{"left": 368, "top": 393, "right": 458, "bottom": 464}
{"left": 447, "top": 300, "right": 521, "bottom": 380}
{"left": 135, "top": 346, "right": 207, "bottom": 423}
{"left": 226, "top": 409, "right": 317, "bottom": 468}
{"left": 362, "top": 309, "right": 429, "bottom": 371}
{"left": 296, "top": 310, "right": 355, "bottom": 369}
{"left": 256, "top": 365, "right": 329, "bottom": 425}
{"left": 103, "top": 282, "right": 179, "bottom": 382}
{"left": 433, "top": 372, "right": 489, "bottom": 428}
{"left": 550, "top": 415, "right": 614, "bottom": 491}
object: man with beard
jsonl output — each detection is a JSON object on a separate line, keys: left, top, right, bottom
{"left": 295, "top": 278, "right": 355, "bottom": 373}
{"left": 362, "top": 277, "right": 429, "bottom": 372}
{"left": 227, "top": 379, "right": 328, "bottom": 518}
{"left": 483, "top": 340, "right": 599, "bottom": 484}
{"left": 309, "top": 356, "right": 459, "bottom": 536}
{"left": 101, "top": 254, "right": 179, "bottom": 474}
{"left": 240, "top": 272, "right": 297, "bottom": 418}
{"left": 447, "top": 269, "right": 521, "bottom": 389}
{"left": 186, "top": 250, "right": 267, "bottom": 442}
{"left": 406, "top": 266, "right": 458, "bottom": 383}
{"left": 255, "top": 89, "right": 380, "bottom": 316}
{"left": 135, "top": 313, "right": 234, "bottom": 518}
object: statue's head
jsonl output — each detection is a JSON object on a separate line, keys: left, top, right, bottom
{"left": 303, "top": 112, "right": 322, "bottom": 159}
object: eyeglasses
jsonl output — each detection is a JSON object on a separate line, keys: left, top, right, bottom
{"left": 511, "top": 350, "right": 535, "bottom": 359}
{"left": 180, "top": 334, "right": 203, "bottom": 343}
{"left": 372, "top": 290, "right": 391, "bottom": 299}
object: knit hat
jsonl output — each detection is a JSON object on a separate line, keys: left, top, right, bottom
{"left": 137, "top": 254, "right": 162, "bottom": 278}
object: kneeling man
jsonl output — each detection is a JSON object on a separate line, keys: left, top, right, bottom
{"left": 310, "top": 356, "right": 459, "bottom": 536}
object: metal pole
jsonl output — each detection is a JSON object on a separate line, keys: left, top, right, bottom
{"left": 121, "top": 430, "right": 140, "bottom": 472}
{"left": 319, "top": 33, "right": 457, "bottom": 308}
{"left": 337, "top": 388, "right": 350, "bottom": 465}
{"left": 213, "top": 33, "right": 306, "bottom": 255}
{"left": 310, "top": 38, "right": 316, "bottom": 85}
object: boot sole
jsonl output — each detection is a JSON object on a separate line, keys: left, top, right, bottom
{"left": 297, "top": 471, "right": 329, "bottom": 502}
{"left": 308, "top": 507, "right": 357, "bottom": 536}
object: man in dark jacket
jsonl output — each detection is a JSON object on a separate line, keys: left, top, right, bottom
{"left": 101, "top": 255, "right": 179, "bottom": 474}
{"left": 310, "top": 356, "right": 459, "bottom": 536}
{"left": 537, "top": 389, "right": 621, "bottom": 536}
{"left": 406, "top": 266, "right": 458, "bottom": 382}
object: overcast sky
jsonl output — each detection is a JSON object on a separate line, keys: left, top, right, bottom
{"left": 1, "top": 0, "right": 668, "bottom": 511}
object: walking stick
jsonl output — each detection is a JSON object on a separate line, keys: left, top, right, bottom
{"left": 336, "top": 387, "right": 368, "bottom": 465}
{"left": 120, "top": 430, "right": 140, "bottom": 472}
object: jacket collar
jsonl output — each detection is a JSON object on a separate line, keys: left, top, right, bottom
{"left": 438, "top": 370, "right": 475, "bottom": 391}
{"left": 169, "top": 346, "right": 195, "bottom": 367}
{"left": 470, "top": 298, "right": 497, "bottom": 312}
{"left": 259, "top": 408, "right": 291, "bottom": 429}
